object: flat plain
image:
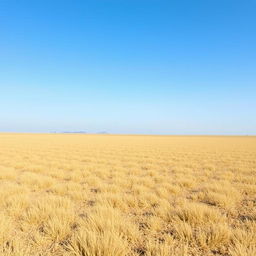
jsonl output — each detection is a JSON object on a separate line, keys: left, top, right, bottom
{"left": 0, "top": 134, "right": 255, "bottom": 256}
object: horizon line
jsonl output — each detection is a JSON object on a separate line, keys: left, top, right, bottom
{"left": 0, "top": 132, "right": 255, "bottom": 137}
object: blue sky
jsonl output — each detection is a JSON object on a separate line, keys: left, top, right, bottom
{"left": 0, "top": 0, "right": 255, "bottom": 134}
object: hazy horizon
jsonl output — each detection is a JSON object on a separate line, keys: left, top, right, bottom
{"left": 0, "top": 131, "right": 255, "bottom": 136}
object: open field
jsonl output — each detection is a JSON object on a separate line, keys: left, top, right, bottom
{"left": 0, "top": 134, "right": 255, "bottom": 256}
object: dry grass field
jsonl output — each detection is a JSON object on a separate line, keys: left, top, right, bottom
{"left": 0, "top": 134, "right": 255, "bottom": 256}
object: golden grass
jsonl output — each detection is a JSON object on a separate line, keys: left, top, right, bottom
{"left": 0, "top": 134, "right": 255, "bottom": 256}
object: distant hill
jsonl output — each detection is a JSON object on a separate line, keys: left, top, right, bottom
{"left": 62, "top": 131, "right": 87, "bottom": 134}
{"left": 51, "top": 131, "right": 109, "bottom": 134}
{"left": 97, "top": 131, "right": 108, "bottom": 134}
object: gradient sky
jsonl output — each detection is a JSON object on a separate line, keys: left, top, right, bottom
{"left": 0, "top": 0, "right": 255, "bottom": 134}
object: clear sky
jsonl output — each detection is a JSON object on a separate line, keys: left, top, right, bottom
{"left": 0, "top": 0, "right": 255, "bottom": 134}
